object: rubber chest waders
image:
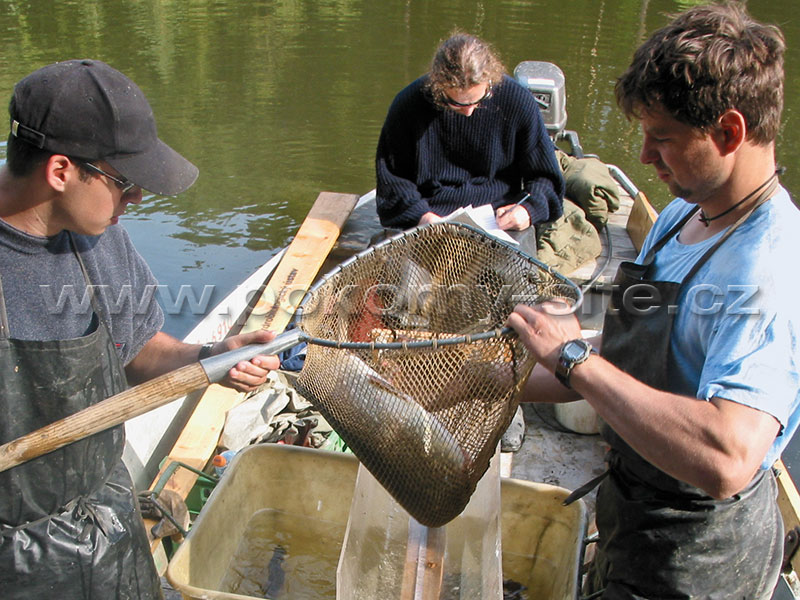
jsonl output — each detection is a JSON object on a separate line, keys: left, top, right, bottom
{"left": 0, "top": 236, "right": 159, "bottom": 600}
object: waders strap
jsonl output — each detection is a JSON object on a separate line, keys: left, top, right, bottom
{"left": 0, "top": 274, "right": 9, "bottom": 339}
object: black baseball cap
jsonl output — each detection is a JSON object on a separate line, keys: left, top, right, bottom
{"left": 9, "top": 59, "right": 198, "bottom": 196}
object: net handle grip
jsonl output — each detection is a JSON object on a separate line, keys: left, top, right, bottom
{"left": 200, "top": 328, "right": 307, "bottom": 382}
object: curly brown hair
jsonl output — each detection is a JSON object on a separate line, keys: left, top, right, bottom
{"left": 426, "top": 32, "right": 506, "bottom": 106}
{"left": 616, "top": 1, "right": 784, "bottom": 145}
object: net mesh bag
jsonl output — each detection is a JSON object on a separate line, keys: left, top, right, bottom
{"left": 294, "top": 222, "right": 580, "bottom": 527}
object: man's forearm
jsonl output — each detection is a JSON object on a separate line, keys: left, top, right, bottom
{"left": 569, "top": 355, "right": 779, "bottom": 498}
{"left": 124, "top": 331, "right": 202, "bottom": 385}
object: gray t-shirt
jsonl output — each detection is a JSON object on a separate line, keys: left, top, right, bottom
{"left": 0, "top": 219, "right": 164, "bottom": 365}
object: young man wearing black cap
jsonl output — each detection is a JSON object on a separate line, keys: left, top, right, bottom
{"left": 0, "top": 59, "right": 279, "bottom": 598}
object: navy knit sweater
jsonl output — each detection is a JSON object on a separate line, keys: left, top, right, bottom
{"left": 375, "top": 74, "right": 564, "bottom": 229}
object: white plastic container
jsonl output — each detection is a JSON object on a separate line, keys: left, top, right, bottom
{"left": 554, "top": 400, "right": 600, "bottom": 434}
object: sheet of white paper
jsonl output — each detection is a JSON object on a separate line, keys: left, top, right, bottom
{"left": 445, "top": 204, "right": 519, "bottom": 245}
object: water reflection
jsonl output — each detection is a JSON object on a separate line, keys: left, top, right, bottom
{"left": 0, "top": 0, "right": 796, "bottom": 337}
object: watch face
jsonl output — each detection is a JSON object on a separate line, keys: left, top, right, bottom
{"left": 563, "top": 340, "right": 589, "bottom": 361}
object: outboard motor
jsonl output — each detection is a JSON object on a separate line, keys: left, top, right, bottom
{"left": 513, "top": 61, "right": 583, "bottom": 157}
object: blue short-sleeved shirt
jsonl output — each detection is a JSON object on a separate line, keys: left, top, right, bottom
{"left": 639, "top": 188, "right": 800, "bottom": 467}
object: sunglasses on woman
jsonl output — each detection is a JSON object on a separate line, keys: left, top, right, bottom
{"left": 443, "top": 87, "right": 493, "bottom": 107}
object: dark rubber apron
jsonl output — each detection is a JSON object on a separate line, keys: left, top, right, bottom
{"left": 0, "top": 235, "right": 161, "bottom": 599}
{"left": 585, "top": 186, "right": 784, "bottom": 599}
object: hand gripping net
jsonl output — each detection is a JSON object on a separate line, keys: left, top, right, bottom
{"left": 294, "top": 222, "right": 581, "bottom": 527}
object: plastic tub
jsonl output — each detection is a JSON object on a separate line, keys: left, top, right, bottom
{"left": 166, "top": 443, "right": 586, "bottom": 600}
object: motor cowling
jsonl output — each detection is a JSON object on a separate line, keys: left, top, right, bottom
{"left": 513, "top": 61, "right": 568, "bottom": 138}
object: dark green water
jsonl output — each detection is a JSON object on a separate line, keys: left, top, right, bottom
{"left": 0, "top": 0, "right": 797, "bottom": 337}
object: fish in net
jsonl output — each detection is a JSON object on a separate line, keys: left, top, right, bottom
{"left": 293, "top": 222, "right": 581, "bottom": 526}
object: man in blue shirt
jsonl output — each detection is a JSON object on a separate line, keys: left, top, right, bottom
{"left": 508, "top": 4, "right": 798, "bottom": 598}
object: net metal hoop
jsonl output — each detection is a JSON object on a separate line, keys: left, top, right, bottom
{"left": 294, "top": 326, "right": 513, "bottom": 351}
{"left": 293, "top": 221, "right": 584, "bottom": 351}
{"left": 288, "top": 221, "right": 585, "bottom": 526}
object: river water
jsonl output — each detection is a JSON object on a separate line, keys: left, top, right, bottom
{"left": 0, "top": 0, "right": 796, "bottom": 338}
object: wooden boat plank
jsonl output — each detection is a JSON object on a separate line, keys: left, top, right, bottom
{"left": 606, "top": 229, "right": 638, "bottom": 253}
{"left": 241, "top": 191, "right": 361, "bottom": 335}
{"left": 778, "top": 458, "right": 800, "bottom": 578}
{"left": 606, "top": 212, "right": 630, "bottom": 227}
{"left": 627, "top": 192, "right": 660, "bottom": 253}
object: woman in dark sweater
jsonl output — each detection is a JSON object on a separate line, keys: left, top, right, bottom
{"left": 375, "top": 32, "right": 564, "bottom": 232}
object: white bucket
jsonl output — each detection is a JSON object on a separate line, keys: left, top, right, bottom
{"left": 554, "top": 400, "right": 599, "bottom": 434}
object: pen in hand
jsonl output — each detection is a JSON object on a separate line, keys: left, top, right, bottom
{"left": 513, "top": 191, "right": 531, "bottom": 206}
{"left": 496, "top": 191, "right": 532, "bottom": 230}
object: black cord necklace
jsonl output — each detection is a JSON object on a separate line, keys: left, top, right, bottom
{"left": 698, "top": 168, "right": 782, "bottom": 227}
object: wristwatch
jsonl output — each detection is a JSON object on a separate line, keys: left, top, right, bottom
{"left": 555, "top": 339, "right": 595, "bottom": 389}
